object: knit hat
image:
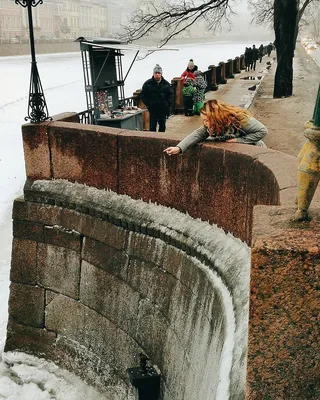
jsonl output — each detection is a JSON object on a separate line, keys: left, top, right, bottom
{"left": 194, "top": 70, "right": 201, "bottom": 77}
{"left": 187, "top": 60, "right": 195, "bottom": 69}
{"left": 153, "top": 64, "right": 162, "bottom": 74}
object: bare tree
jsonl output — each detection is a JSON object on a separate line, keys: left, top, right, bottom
{"left": 122, "top": 0, "right": 233, "bottom": 47}
{"left": 249, "top": 0, "right": 317, "bottom": 41}
{"left": 121, "top": 0, "right": 304, "bottom": 98}
{"left": 273, "top": 0, "right": 298, "bottom": 98}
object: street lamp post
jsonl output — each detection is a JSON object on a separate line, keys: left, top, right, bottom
{"left": 15, "top": 0, "right": 51, "bottom": 123}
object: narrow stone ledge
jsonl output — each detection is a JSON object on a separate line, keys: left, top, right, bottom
{"left": 13, "top": 197, "right": 62, "bottom": 225}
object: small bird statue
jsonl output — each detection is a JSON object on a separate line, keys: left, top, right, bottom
{"left": 248, "top": 84, "right": 257, "bottom": 91}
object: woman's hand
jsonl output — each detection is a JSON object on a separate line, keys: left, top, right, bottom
{"left": 163, "top": 146, "right": 181, "bottom": 155}
{"left": 226, "top": 138, "right": 237, "bottom": 143}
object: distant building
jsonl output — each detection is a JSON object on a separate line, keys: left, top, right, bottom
{"left": 0, "top": 0, "right": 127, "bottom": 42}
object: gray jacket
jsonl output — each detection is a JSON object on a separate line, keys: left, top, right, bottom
{"left": 177, "top": 117, "right": 268, "bottom": 153}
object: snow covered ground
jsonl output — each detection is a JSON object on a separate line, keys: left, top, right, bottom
{"left": 0, "top": 40, "right": 270, "bottom": 398}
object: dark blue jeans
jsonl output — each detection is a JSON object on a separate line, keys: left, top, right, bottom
{"left": 149, "top": 110, "right": 167, "bottom": 132}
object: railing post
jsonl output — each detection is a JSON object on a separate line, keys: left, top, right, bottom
{"left": 171, "top": 77, "right": 184, "bottom": 114}
{"left": 234, "top": 56, "right": 241, "bottom": 74}
{"left": 226, "top": 59, "right": 234, "bottom": 78}
{"left": 219, "top": 61, "right": 227, "bottom": 84}
{"left": 240, "top": 54, "right": 245, "bottom": 70}
{"left": 208, "top": 65, "right": 218, "bottom": 91}
{"left": 134, "top": 89, "right": 149, "bottom": 131}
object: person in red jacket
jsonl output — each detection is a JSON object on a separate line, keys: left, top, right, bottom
{"left": 181, "top": 60, "right": 195, "bottom": 84}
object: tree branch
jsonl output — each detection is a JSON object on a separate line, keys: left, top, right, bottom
{"left": 120, "top": 0, "right": 230, "bottom": 47}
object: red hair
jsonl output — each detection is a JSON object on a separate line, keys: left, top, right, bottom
{"left": 200, "top": 99, "right": 251, "bottom": 136}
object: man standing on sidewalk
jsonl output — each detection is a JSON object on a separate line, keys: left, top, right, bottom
{"left": 140, "top": 64, "right": 173, "bottom": 132}
{"left": 251, "top": 45, "right": 259, "bottom": 71}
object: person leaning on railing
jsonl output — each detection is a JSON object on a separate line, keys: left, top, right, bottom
{"left": 163, "top": 99, "right": 267, "bottom": 155}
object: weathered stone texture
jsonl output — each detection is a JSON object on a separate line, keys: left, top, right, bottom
{"left": 13, "top": 198, "right": 61, "bottom": 225}
{"left": 37, "top": 243, "right": 81, "bottom": 299}
{"left": 22, "top": 122, "right": 51, "bottom": 180}
{"left": 8, "top": 181, "right": 251, "bottom": 400}
{"left": 80, "top": 261, "right": 140, "bottom": 335}
{"left": 126, "top": 258, "right": 176, "bottom": 315}
{"left": 48, "top": 122, "right": 119, "bottom": 190}
{"left": 13, "top": 220, "right": 44, "bottom": 242}
{"left": 45, "top": 295, "right": 142, "bottom": 381}
{"left": 5, "top": 320, "right": 57, "bottom": 353}
{"left": 82, "top": 237, "right": 129, "bottom": 280}
{"left": 61, "top": 209, "right": 127, "bottom": 249}
{"left": 10, "top": 238, "right": 37, "bottom": 284}
{"left": 247, "top": 206, "right": 320, "bottom": 400}
{"left": 8, "top": 282, "right": 45, "bottom": 327}
{"left": 44, "top": 225, "right": 81, "bottom": 252}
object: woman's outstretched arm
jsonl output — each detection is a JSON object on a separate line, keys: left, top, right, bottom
{"left": 164, "top": 125, "right": 209, "bottom": 156}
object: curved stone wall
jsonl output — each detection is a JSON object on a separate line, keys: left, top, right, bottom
{"left": 21, "top": 114, "right": 298, "bottom": 244}
{"left": 6, "top": 180, "right": 250, "bottom": 400}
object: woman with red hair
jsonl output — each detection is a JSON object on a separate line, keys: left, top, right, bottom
{"left": 163, "top": 99, "right": 267, "bottom": 155}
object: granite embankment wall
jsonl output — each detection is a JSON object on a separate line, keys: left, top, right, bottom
{"left": 6, "top": 112, "right": 318, "bottom": 399}
{"left": 0, "top": 42, "right": 78, "bottom": 57}
{"left": 6, "top": 179, "right": 250, "bottom": 399}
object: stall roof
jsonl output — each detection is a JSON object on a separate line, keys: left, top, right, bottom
{"left": 74, "top": 36, "right": 178, "bottom": 52}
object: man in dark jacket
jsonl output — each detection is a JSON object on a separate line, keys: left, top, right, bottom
{"left": 251, "top": 44, "right": 259, "bottom": 71}
{"left": 140, "top": 64, "right": 173, "bottom": 132}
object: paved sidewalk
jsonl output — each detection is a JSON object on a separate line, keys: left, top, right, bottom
{"left": 165, "top": 50, "right": 277, "bottom": 140}
{"left": 250, "top": 44, "right": 320, "bottom": 157}
{"left": 165, "top": 44, "right": 320, "bottom": 158}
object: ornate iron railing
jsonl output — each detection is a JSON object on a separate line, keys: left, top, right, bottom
{"left": 78, "top": 109, "right": 94, "bottom": 124}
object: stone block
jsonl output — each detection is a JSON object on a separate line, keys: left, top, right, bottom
{"left": 247, "top": 206, "right": 320, "bottom": 399}
{"left": 5, "top": 319, "right": 57, "bottom": 354}
{"left": 127, "top": 258, "right": 176, "bottom": 315}
{"left": 82, "top": 237, "right": 129, "bottom": 280}
{"left": 60, "top": 208, "right": 84, "bottom": 231}
{"left": 10, "top": 238, "right": 37, "bottom": 284}
{"left": 45, "top": 294, "right": 141, "bottom": 381}
{"left": 12, "top": 198, "right": 62, "bottom": 226}
{"left": 48, "top": 122, "right": 118, "bottom": 190}
{"left": 44, "top": 225, "right": 81, "bottom": 252}
{"left": 126, "top": 232, "right": 166, "bottom": 267}
{"left": 135, "top": 298, "right": 169, "bottom": 369}
{"left": 80, "top": 261, "right": 140, "bottom": 335}
{"left": 37, "top": 243, "right": 81, "bottom": 299}
{"left": 45, "top": 289, "right": 59, "bottom": 306}
{"left": 13, "top": 220, "right": 44, "bottom": 242}
{"left": 22, "top": 122, "right": 51, "bottom": 180}
{"left": 8, "top": 282, "right": 45, "bottom": 327}
{"left": 62, "top": 209, "right": 127, "bottom": 250}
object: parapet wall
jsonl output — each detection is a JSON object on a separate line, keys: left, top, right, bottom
{"left": 21, "top": 113, "right": 298, "bottom": 244}
{"left": 6, "top": 179, "right": 250, "bottom": 399}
